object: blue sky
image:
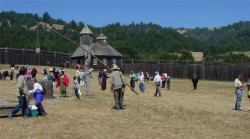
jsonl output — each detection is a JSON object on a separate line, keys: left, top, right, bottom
{"left": 0, "top": 0, "right": 249, "bottom": 28}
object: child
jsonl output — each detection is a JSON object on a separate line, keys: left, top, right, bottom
{"left": 29, "top": 78, "right": 46, "bottom": 116}
{"left": 73, "top": 76, "right": 80, "bottom": 100}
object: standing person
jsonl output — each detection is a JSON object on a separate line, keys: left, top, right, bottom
{"left": 28, "top": 78, "right": 47, "bottom": 116}
{"left": 166, "top": 75, "right": 171, "bottom": 90}
{"left": 79, "top": 68, "right": 85, "bottom": 86}
{"left": 161, "top": 73, "right": 166, "bottom": 88}
{"left": 73, "top": 76, "right": 80, "bottom": 100}
{"left": 246, "top": 75, "right": 250, "bottom": 111}
{"left": 110, "top": 65, "right": 126, "bottom": 110}
{"left": 26, "top": 68, "right": 31, "bottom": 82}
{"left": 76, "top": 67, "right": 80, "bottom": 84}
{"left": 234, "top": 74, "right": 244, "bottom": 111}
{"left": 31, "top": 67, "right": 38, "bottom": 78}
{"left": 192, "top": 74, "right": 199, "bottom": 90}
{"left": 146, "top": 72, "right": 150, "bottom": 83}
{"left": 8, "top": 67, "right": 29, "bottom": 118}
{"left": 15, "top": 66, "right": 20, "bottom": 81}
{"left": 53, "top": 67, "right": 59, "bottom": 80}
{"left": 138, "top": 72, "right": 145, "bottom": 93}
{"left": 101, "top": 69, "right": 108, "bottom": 90}
{"left": 47, "top": 68, "right": 56, "bottom": 86}
{"left": 153, "top": 71, "right": 162, "bottom": 97}
{"left": 129, "top": 70, "right": 136, "bottom": 89}
{"left": 10, "top": 68, "right": 14, "bottom": 80}
{"left": 56, "top": 71, "right": 69, "bottom": 97}
{"left": 43, "top": 67, "right": 48, "bottom": 80}
{"left": 10, "top": 62, "right": 15, "bottom": 70}
{"left": 97, "top": 70, "right": 102, "bottom": 85}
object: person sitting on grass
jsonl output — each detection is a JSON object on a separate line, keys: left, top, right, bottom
{"left": 73, "top": 76, "right": 80, "bottom": 100}
{"left": 29, "top": 78, "right": 47, "bottom": 117}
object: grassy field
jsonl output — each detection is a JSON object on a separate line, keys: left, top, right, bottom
{"left": 0, "top": 65, "right": 250, "bottom": 139}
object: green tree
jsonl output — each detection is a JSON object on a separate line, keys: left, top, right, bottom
{"left": 42, "top": 12, "right": 52, "bottom": 25}
{"left": 179, "top": 49, "right": 194, "bottom": 61}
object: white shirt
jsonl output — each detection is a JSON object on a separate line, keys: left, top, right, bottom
{"left": 153, "top": 74, "right": 162, "bottom": 83}
{"left": 29, "top": 82, "right": 43, "bottom": 94}
{"left": 139, "top": 75, "right": 144, "bottom": 83}
{"left": 234, "top": 78, "right": 242, "bottom": 89}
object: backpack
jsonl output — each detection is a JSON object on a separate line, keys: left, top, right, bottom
{"left": 42, "top": 85, "right": 46, "bottom": 95}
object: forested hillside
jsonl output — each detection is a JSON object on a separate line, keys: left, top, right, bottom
{"left": 0, "top": 11, "right": 250, "bottom": 61}
{"left": 182, "top": 21, "right": 250, "bottom": 60}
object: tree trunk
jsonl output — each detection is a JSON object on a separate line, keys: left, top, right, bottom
{"left": 85, "top": 47, "right": 91, "bottom": 96}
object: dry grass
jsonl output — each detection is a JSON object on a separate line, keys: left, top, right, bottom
{"left": 191, "top": 52, "right": 203, "bottom": 61}
{"left": 0, "top": 65, "right": 250, "bottom": 139}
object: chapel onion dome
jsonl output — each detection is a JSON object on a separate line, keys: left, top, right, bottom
{"left": 80, "top": 24, "right": 93, "bottom": 35}
{"left": 96, "top": 33, "right": 108, "bottom": 47}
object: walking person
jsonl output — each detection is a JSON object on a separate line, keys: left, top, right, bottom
{"left": 129, "top": 70, "right": 136, "bottom": 89}
{"left": 73, "top": 76, "right": 80, "bottom": 100}
{"left": 31, "top": 67, "right": 38, "bottom": 78}
{"left": 192, "top": 74, "right": 199, "bottom": 90}
{"left": 56, "top": 71, "right": 69, "bottom": 97}
{"left": 153, "top": 71, "right": 162, "bottom": 97}
{"left": 101, "top": 69, "right": 108, "bottom": 90}
{"left": 138, "top": 72, "right": 145, "bottom": 93}
{"left": 234, "top": 74, "right": 244, "bottom": 111}
{"left": 8, "top": 67, "right": 29, "bottom": 118}
{"left": 28, "top": 78, "right": 47, "bottom": 116}
{"left": 110, "top": 65, "right": 126, "bottom": 110}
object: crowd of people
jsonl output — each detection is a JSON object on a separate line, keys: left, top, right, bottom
{"left": 2, "top": 62, "right": 250, "bottom": 118}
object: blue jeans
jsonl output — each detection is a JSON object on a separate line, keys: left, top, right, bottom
{"left": 10, "top": 96, "right": 28, "bottom": 117}
{"left": 130, "top": 79, "right": 135, "bottom": 89}
{"left": 98, "top": 77, "right": 101, "bottom": 85}
{"left": 75, "top": 88, "right": 80, "bottom": 99}
{"left": 235, "top": 89, "right": 242, "bottom": 110}
{"left": 139, "top": 82, "right": 145, "bottom": 93}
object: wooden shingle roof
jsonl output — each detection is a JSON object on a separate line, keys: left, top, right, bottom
{"left": 71, "top": 43, "right": 122, "bottom": 58}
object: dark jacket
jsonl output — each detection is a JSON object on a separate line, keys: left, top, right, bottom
{"left": 192, "top": 76, "right": 199, "bottom": 83}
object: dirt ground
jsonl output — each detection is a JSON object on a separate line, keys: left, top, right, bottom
{"left": 0, "top": 65, "right": 250, "bottom": 139}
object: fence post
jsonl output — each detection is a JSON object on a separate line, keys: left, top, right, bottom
{"left": 68, "top": 54, "right": 71, "bottom": 68}
{"left": 202, "top": 60, "right": 205, "bottom": 80}
{"left": 22, "top": 49, "right": 25, "bottom": 64}
{"left": 132, "top": 59, "right": 134, "bottom": 70}
{"left": 171, "top": 60, "right": 174, "bottom": 77}
{"left": 158, "top": 60, "right": 161, "bottom": 73}
{"left": 54, "top": 51, "right": 57, "bottom": 67}
{"left": 5, "top": 47, "right": 8, "bottom": 64}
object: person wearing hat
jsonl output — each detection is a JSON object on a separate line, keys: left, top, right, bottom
{"left": 101, "top": 69, "right": 108, "bottom": 90}
{"left": 110, "top": 64, "right": 126, "bottom": 110}
{"left": 153, "top": 71, "right": 162, "bottom": 97}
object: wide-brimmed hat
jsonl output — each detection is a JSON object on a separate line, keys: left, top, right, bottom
{"left": 111, "top": 64, "right": 120, "bottom": 70}
{"left": 49, "top": 68, "right": 53, "bottom": 71}
{"left": 104, "top": 69, "right": 107, "bottom": 72}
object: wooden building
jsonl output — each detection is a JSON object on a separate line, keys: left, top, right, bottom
{"left": 71, "top": 24, "right": 122, "bottom": 67}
